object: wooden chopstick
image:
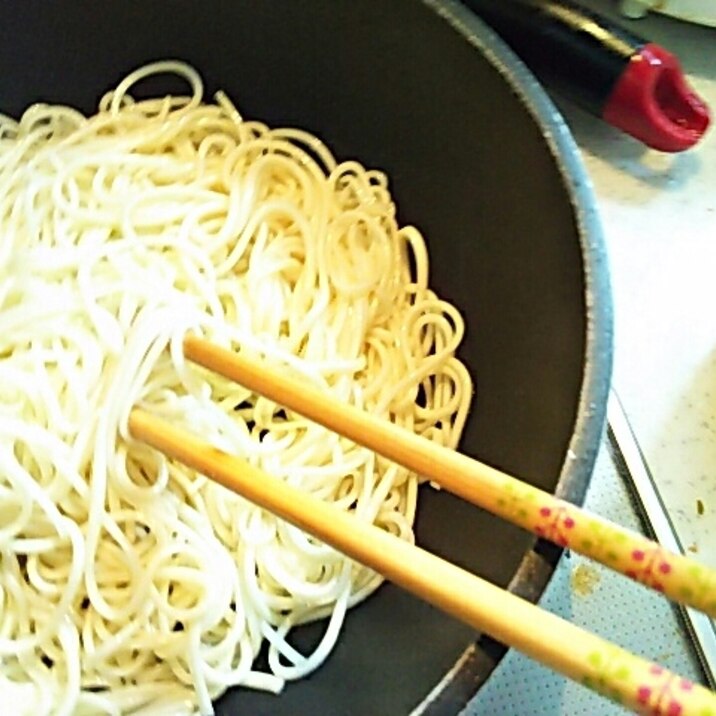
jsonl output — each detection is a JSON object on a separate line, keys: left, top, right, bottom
{"left": 182, "top": 335, "right": 716, "bottom": 620}
{"left": 128, "top": 407, "right": 716, "bottom": 715}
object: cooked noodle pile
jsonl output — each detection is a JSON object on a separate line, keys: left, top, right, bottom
{"left": 0, "top": 61, "right": 472, "bottom": 715}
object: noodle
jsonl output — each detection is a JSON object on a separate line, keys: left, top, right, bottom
{"left": 0, "top": 60, "right": 473, "bottom": 715}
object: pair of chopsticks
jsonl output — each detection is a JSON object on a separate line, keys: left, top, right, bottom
{"left": 128, "top": 335, "right": 716, "bottom": 714}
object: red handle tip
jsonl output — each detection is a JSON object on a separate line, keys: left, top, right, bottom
{"left": 602, "top": 44, "right": 711, "bottom": 153}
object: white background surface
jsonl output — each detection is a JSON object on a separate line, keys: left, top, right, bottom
{"left": 565, "top": 1, "right": 716, "bottom": 567}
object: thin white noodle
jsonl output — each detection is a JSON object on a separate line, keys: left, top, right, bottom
{"left": 0, "top": 61, "right": 474, "bottom": 714}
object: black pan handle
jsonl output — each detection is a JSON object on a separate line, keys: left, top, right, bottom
{"left": 462, "top": 0, "right": 710, "bottom": 152}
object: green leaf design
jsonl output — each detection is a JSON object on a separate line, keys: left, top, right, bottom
{"left": 678, "top": 564, "right": 716, "bottom": 611}
{"left": 494, "top": 481, "right": 537, "bottom": 522}
{"left": 582, "top": 647, "right": 630, "bottom": 706}
{"left": 577, "top": 520, "right": 628, "bottom": 565}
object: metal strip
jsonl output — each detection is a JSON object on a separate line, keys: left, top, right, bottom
{"left": 607, "top": 390, "right": 716, "bottom": 688}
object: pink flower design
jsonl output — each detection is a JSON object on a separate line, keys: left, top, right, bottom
{"left": 626, "top": 546, "right": 674, "bottom": 591}
{"left": 637, "top": 686, "right": 652, "bottom": 703}
{"left": 534, "top": 502, "right": 577, "bottom": 547}
{"left": 635, "top": 664, "right": 694, "bottom": 716}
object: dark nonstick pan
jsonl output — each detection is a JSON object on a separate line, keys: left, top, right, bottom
{"left": 0, "top": 1, "right": 612, "bottom": 713}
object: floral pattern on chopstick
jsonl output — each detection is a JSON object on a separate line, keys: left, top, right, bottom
{"left": 533, "top": 503, "right": 575, "bottom": 546}
{"left": 494, "top": 480, "right": 537, "bottom": 521}
{"left": 582, "top": 644, "right": 631, "bottom": 705}
{"left": 635, "top": 664, "right": 697, "bottom": 716}
{"left": 489, "top": 477, "right": 716, "bottom": 619}
{"left": 677, "top": 564, "right": 716, "bottom": 616}
{"left": 582, "top": 647, "right": 716, "bottom": 716}
{"left": 575, "top": 517, "right": 628, "bottom": 566}
{"left": 625, "top": 545, "right": 673, "bottom": 592}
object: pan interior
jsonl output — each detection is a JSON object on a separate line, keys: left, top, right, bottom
{"left": 0, "top": 1, "right": 590, "bottom": 713}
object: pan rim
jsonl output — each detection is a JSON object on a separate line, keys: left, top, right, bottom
{"left": 413, "top": 1, "right": 614, "bottom": 713}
